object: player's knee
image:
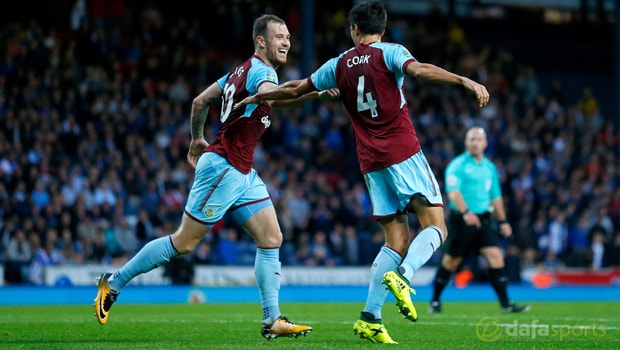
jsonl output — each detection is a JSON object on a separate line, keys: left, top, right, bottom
{"left": 446, "top": 261, "right": 460, "bottom": 271}
{"left": 484, "top": 250, "right": 505, "bottom": 268}
{"left": 422, "top": 222, "right": 448, "bottom": 240}
{"left": 169, "top": 242, "right": 189, "bottom": 255}
{"left": 172, "top": 239, "right": 198, "bottom": 255}
{"left": 385, "top": 236, "right": 409, "bottom": 256}
{"left": 393, "top": 242, "right": 409, "bottom": 256}
{"left": 442, "top": 255, "right": 460, "bottom": 271}
{"left": 256, "top": 231, "right": 283, "bottom": 248}
{"left": 170, "top": 232, "right": 202, "bottom": 255}
{"left": 423, "top": 224, "right": 448, "bottom": 245}
{"left": 437, "top": 224, "right": 448, "bottom": 239}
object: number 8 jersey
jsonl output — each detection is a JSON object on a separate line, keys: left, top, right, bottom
{"left": 309, "top": 42, "right": 421, "bottom": 174}
{"left": 206, "top": 55, "right": 278, "bottom": 174}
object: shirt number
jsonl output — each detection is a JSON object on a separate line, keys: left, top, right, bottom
{"left": 356, "top": 75, "right": 378, "bottom": 118}
{"left": 220, "top": 83, "right": 236, "bottom": 123}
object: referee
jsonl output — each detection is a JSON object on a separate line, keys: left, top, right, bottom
{"left": 429, "top": 127, "right": 530, "bottom": 313}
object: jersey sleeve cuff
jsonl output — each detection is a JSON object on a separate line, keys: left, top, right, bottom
{"left": 402, "top": 58, "right": 417, "bottom": 72}
{"left": 306, "top": 76, "right": 318, "bottom": 91}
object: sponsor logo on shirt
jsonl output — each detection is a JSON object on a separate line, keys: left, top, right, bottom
{"left": 261, "top": 116, "right": 271, "bottom": 128}
{"left": 266, "top": 71, "right": 277, "bottom": 82}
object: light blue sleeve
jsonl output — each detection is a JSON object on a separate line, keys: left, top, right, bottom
{"left": 376, "top": 43, "right": 415, "bottom": 108}
{"left": 310, "top": 57, "right": 338, "bottom": 91}
{"left": 216, "top": 73, "right": 230, "bottom": 90}
{"left": 380, "top": 42, "right": 416, "bottom": 78}
{"left": 246, "top": 60, "right": 279, "bottom": 94}
{"left": 489, "top": 162, "right": 502, "bottom": 201}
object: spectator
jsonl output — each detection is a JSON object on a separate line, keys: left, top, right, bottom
{"left": 113, "top": 215, "right": 138, "bottom": 258}
{"left": 307, "top": 231, "right": 335, "bottom": 266}
{"left": 591, "top": 231, "right": 607, "bottom": 270}
{"left": 0, "top": 217, "right": 18, "bottom": 262}
{"left": 84, "top": 225, "right": 108, "bottom": 264}
{"left": 285, "top": 186, "right": 311, "bottom": 232}
{"left": 215, "top": 228, "right": 240, "bottom": 265}
{"left": 31, "top": 181, "right": 51, "bottom": 210}
{"left": 140, "top": 180, "right": 161, "bottom": 216}
{"left": 192, "top": 239, "right": 214, "bottom": 265}
{"left": 135, "top": 208, "right": 156, "bottom": 249}
{"left": 163, "top": 255, "right": 194, "bottom": 285}
{"left": 343, "top": 225, "right": 360, "bottom": 265}
{"left": 566, "top": 211, "right": 593, "bottom": 267}
{"left": 28, "top": 230, "right": 63, "bottom": 285}
{"left": 58, "top": 228, "right": 83, "bottom": 265}
{"left": 605, "top": 232, "right": 620, "bottom": 267}
{"left": 295, "top": 232, "right": 312, "bottom": 265}
{"left": 327, "top": 223, "right": 346, "bottom": 265}
{"left": 543, "top": 206, "right": 568, "bottom": 268}
{"left": 4, "top": 229, "right": 32, "bottom": 284}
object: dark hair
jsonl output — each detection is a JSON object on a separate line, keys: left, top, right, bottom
{"left": 252, "top": 14, "right": 285, "bottom": 48}
{"left": 348, "top": 1, "right": 387, "bottom": 35}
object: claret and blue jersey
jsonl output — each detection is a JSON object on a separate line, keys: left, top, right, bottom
{"left": 206, "top": 55, "right": 278, "bottom": 174}
{"left": 309, "top": 42, "right": 422, "bottom": 174}
{"left": 185, "top": 55, "right": 278, "bottom": 226}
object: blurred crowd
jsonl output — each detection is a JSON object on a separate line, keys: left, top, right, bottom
{"left": 1, "top": 0, "right": 619, "bottom": 285}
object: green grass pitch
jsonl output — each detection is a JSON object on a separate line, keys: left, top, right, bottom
{"left": 1, "top": 302, "right": 618, "bottom": 349}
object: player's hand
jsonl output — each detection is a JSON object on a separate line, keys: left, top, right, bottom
{"left": 463, "top": 211, "right": 481, "bottom": 228}
{"left": 318, "top": 88, "right": 340, "bottom": 100}
{"left": 462, "top": 78, "right": 490, "bottom": 107}
{"left": 187, "top": 138, "right": 208, "bottom": 169}
{"left": 499, "top": 222, "right": 512, "bottom": 238}
{"left": 233, "top": 95, "right": 260, "bottom": 110}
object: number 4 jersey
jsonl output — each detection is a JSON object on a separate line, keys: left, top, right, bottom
{"left": 206, "top": 55, "right": 278, "bottom": 174}
{"left": 308, "top": 42, "right": 421, "bottom": 174}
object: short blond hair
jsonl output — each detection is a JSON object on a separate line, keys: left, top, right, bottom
{"left": 252, "top": 14, "right": 285, "bottom": 50}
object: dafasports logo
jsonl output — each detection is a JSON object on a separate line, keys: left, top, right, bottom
{"left": 476, "top": 317, "right": 607, "bottom": 342}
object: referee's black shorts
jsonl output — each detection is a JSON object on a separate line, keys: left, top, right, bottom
{"left": 442, "top": 211, "right": 500, "bottom": 258}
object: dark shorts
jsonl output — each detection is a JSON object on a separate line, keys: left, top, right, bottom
{"left": 442, "top": 211, "right": 500, "bottom": 258}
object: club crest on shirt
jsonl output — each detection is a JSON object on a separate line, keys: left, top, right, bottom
{"left": 261, "top": 116, "right": 271, "bottom": 128}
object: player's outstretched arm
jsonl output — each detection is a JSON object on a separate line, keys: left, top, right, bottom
{"left": 233, "top": 79, "right": 312, "bottom": 110}
{"left": 405, "top": 61, "right": 490, "bottom": 107}
{"left": 271, "top": 88, "right": 340, "bottom": 108}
